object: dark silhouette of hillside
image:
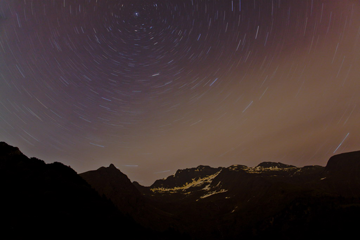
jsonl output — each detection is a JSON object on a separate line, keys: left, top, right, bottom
{"left": 0, "top": 142, "right": 186, "bottom": 239}
{"left": 82, "top": 150, "right": 360, "bottom": 239}
{"left": 80, "top": 164, "right": 185, "bottom": 232}
{"left": 3, "top": 141, "right": 360, "bottom": 239}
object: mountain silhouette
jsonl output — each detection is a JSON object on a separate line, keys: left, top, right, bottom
{"left": 82, "top": 151, "right": 360, "bottom": 239}
{"left": 2, "top": 141, "right": 360, "bottom": 239}
{"left": 80, "top": 163, "right": 187, "bottom": 233}
{"left": 0, "top": 142, "right": 185, "bottom": 239}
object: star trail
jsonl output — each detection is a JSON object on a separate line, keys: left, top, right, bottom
{"left": 1, "top": 0, "right": 360, "bottom": 185}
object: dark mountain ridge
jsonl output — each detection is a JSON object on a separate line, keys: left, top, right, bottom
{"left": 2, "top": 141, "right": 360, "bottom": 239}
{"left": 81, "top": 150, "right": 360, "bottom": 239}
{"left": 80, "top": 163, "right": 183, "bottom": 231}
{"left": 0, "top": 142, "right": 185, "bottom": 239}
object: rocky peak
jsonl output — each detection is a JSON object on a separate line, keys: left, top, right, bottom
{"left": 80, "top": 163, "right": 141, "bottom": 198}
{"left": 256, "top": 162, "right": 296, "bottom": 169}
{"left": 0, "top": 142, "right": 23, "bottom": 157}
{"left": 326, "top": 151, "right": 360, "bottom": 174}
{"left": 228, "top": 164, "right": 248, "bottom": 171}
{"left": 108, "top": 163, "right": 118, "bottom": 170}
{"left": 151, "top": 165, "right": 221, "bottom": 189}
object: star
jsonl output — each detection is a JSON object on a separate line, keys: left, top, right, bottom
{"left": 0, "top": 0, "right": 359, "bottom": 185}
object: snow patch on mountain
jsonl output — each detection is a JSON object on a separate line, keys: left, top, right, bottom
{"left": 245, "top": 165, "right": 298, "bottom": 173}
{"left": 198, "top": 189, "right": 228, "bottom": 200}
{"left": 228, "top": 163, "right": 298, "bottom": 173}
{"left": 202, "top": 180, "right": 222, "bottom": 191}
{"left": 151, "top": 170, "right": 222, "bottom": 193}
{"left": 202, "top": 184, "right": 211, "bottom": 191}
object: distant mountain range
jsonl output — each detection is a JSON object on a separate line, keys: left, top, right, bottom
{"left": 2, "top": 141, "right": 360, "bottom": 239}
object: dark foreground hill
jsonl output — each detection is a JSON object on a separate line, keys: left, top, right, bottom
{"left": 3, "top": 141, "right": 360, "bottom": 239}
{"left": 0, "top": 142, "right": 185, "bottom": 239}
{"left": 81, "top": 152, "right": 360, "bottom": 240}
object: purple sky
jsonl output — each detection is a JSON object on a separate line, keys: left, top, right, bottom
{"left": 1, "top": 0, "right": 360, "bottom": 185}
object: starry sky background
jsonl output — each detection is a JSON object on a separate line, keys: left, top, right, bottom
{"left": 1, "top": 0, "right": 360, "bottom": 185}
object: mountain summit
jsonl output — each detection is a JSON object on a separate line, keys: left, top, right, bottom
{"left": 80, "top": 163, "right": 143, "bottom": 215}
{"left": 0, "top": 142, "right": 184, "bottom": 239}
{"left": 80, "top": 149, "right": 360, "bottom": 239}
{"left": 2, "top": 141, "right": 360, "bottom": 239}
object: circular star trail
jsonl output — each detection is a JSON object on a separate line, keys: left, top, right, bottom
{"left": 1, "top": 0, "right": 360, "bottom": 185}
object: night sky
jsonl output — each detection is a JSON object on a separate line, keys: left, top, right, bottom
{"left": 1, "top": 0, "right": 360, "bottom": 185}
